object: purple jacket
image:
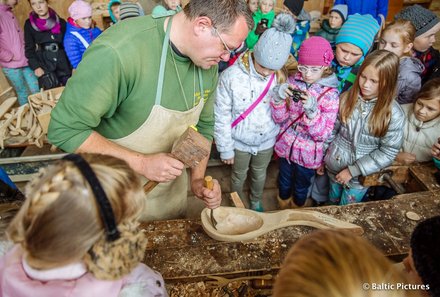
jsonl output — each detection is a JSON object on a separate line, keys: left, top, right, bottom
{"left": 0, "top": 4, "right": 28, "bottom": 68}
{"left": 271, "top": 73, "right": 339, "bottom": 169}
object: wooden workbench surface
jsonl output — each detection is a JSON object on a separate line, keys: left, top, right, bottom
{"left": 141, "top": 190, "right": 440, "bottom": 282}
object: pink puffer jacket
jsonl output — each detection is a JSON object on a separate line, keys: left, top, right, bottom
{"left": 271, "top": 73, "right": 339, "bottom": 169}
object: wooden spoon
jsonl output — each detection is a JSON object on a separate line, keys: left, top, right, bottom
{"left": 201, "top": 206, "right": 363, "bottom": 242}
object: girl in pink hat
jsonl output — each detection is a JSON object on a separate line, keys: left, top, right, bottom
{"left": 271, "top": 36, "right": 339, "bottom": 209}
{"left": 64, "top": 0, "right": 102, "bottom": 69}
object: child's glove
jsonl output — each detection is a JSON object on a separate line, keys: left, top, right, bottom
{"left": 302, "top": 92, "right": 318, "bottom": 119}
{"left": 272, "top": 83, "right": 290, "bottom": 104}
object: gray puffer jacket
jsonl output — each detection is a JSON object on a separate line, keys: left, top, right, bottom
{"left": 397, "top": 57, "right": 424, "bottom": 104}
{"left": 214, "top": 51, "right": 280, "bottom": 160}
{"left": 325, "top": 95, "right": 405, "bottom": 187}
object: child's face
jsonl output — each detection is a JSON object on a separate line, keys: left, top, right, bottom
{"left": 29, "top": 0, "right": 49, "bottom": 18}
{"left": 254, "top": 60, "right": 275, "bottom": 77}
{"left": 165, "top": 0, "right": 180, "bottom": 11}
{"left": 247, "top": 0, "right": 258, "bottom": 13}
{"left": 260, "top": 0, "right": 273, "bottom": 14}
{"left": 379, "top": 30, "right": 413, "bottom": 58}
{"left": 75, "top": 16, "right": 92, "bottom": 29}
{"left": 413, "top": 23, "right": 440, "bottom": 53}
{"left": 329, "top": 11, "right": 343, "bottom": 29}
{"left": 413, "top": 97, "right": 440, "bottom": 122}
{"left": 298, "top": 65, "right": 326, "bottom": 84}
{"left": 6, "top": 0, "right": 18, "bottom": 8}
{"left": 358, "top": 65, "right": 379, "bottom": 100}
{"left": 335, "top": 43, "right": 363, "bottom": 67}
{"left": 111, "top": 4, "right": 120, "bottom": 21}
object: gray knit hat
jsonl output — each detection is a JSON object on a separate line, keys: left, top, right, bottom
{"left": 119, "top": 2, "right": 143, "bottom": 20}
{"left": 253, "top": 13, "right": 295, "bottom": 71}
{"left": 395, "top": 4, "right": 440, "bottom": 37}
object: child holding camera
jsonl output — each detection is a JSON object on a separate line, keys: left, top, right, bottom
{"left": 245, "top": 0, "right": 275, "bottom": 50}
{"left": 271, "top": 36, "right": 339, "bottom": 209}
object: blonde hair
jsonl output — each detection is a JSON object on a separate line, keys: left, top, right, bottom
{"left": 340, "top": 50, "right": 399, "bottom": 137}
{"left": 415, "top": 77, "right": 440, "bottom": 102}
{"left": 381, "top": 19, "right": 416, "bottom": 57}
{"left": 273, "top": 230, "right": 417, "bottom": 297}
{"left": 7, "top": 154, "right": 145, "bottom": 270}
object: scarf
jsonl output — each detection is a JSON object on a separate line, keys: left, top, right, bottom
{"left": 29, "top": 7, "right": 61, "bottom": 34}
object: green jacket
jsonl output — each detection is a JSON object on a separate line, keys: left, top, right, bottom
{"left": 315, "top": 19, "right": 340, "bottom": 48}
{"left": 48, "top": 16, "right": 217, "bottom": 152}
{"left": 245, "top": 9, "right": 275, "bottom": 50}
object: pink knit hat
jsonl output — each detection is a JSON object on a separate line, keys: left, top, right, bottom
{"left": 298, "top": 36, "right": 334, "bottom": 66}
{"left": 68, "top": 0, "right": 92, "bottom": 20}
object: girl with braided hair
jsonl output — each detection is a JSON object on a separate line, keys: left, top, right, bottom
{"left": 0, "top": 153, "right": 167, "bottom": 297}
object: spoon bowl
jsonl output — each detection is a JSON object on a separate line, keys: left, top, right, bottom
{"left": 201, "top": 206, "right": 363, "bottom": 242}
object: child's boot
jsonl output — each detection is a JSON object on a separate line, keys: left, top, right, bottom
{"left": 250, "top": 199, "right": 264, "bottom": 212}
{"left": 277, "top": 196, "right": 292, "bottom": 210}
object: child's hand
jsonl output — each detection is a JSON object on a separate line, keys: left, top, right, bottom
{"left": 432, "top": 137, "right": 440, "bottom": 160}
{"left": 336, "top": 168, "right": 352, "bottom": 185}
{"left": 316, "top": 164, "right": 325, "bottom": 175}
{"left": 301, "top": 91, "right": 318, "bottom": 119}
{"left": 272, "top": 83, "right": 291, "bottom": 104}
{"left": 221, "top": 158, "right": 234, "bottom": 165}
{"left": 396, "top": 152, "right": 416, "bottom": 165}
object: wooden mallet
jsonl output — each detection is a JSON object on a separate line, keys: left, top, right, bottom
{"left": 143, "top": 126, "right": 211, "bottom": 194}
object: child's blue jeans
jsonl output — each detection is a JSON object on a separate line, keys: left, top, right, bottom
{"left": 2, "top": 66, "right": 39, "bottom": 105}
{"left": 278, "top": 158, "right": 315, "bottom": 206}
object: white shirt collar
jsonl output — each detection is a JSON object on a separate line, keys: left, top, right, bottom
{"left": 22, "top": 257, "right": 88, "bottom": 281}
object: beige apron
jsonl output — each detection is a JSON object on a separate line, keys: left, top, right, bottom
{"left": 111, "top": 17, "right": 205, "bottom": 221}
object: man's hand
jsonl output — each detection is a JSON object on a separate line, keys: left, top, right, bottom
{"left": 135, "top": 153, "right": 184, "bottom": 182}
{"left": 396, "top": 152, "right": 416, "bottom": 165}
{"left": 191, "top": 178, "right": 222, "bottom": 209}
{"left": 336, "top": 168, "right": 352, "bottom": 185}
{"left": 316, "top": 164, "right": 325, "bottom": 175}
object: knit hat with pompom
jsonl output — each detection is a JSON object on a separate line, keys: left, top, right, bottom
{"left": 253, "top": 13, "right": 295, "bottom": 70}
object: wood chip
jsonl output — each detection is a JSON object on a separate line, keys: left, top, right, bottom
{"left": 406, "top": 211, "right": 421, "bottom": 221}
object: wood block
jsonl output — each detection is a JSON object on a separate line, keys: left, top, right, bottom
{"left": 230, "top": 192, "right": 245, "bottom": 208}
{"left": 359, "top": 166, "right": 410, "bottom": 187}
{"left": 171, "top": 127, "right": 211, "bottom": 168}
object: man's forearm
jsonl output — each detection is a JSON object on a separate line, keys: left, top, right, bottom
{"left": 76, "top": 131, "right": 144, "bottom": 174}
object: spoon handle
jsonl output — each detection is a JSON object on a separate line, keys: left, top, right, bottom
{"left": 204, "top": 176, "right": 217, "bottom": 230}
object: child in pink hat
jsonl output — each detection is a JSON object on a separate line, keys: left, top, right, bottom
{"left": 270, "top": 36, "right": 340, "bottom": 209}
{"left": 64, "top": 0, "right": 102, "bottom": 69}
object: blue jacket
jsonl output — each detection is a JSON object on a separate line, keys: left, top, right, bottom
{"left": 64, "top": 19, "right": 102, "bottom": 68}
{"left": 334, "top": 0, "right": 388, "bottom": 25}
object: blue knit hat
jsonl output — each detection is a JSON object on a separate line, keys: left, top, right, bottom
{"left": 335, "top": 14, "right": 380, "bottom": 55}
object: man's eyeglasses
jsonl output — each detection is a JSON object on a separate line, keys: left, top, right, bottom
{"left": 212, "top": 26, "right": 235, "bottom": 56}
{"left": 297, "top": 65, "right": 324, "bottom": 74}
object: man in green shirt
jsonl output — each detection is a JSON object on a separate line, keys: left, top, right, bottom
{"left": 48, "top": 0, "right": 253, "bottom": 220}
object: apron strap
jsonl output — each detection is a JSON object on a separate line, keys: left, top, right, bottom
{"left": 197, "top": 67, "right": 204, "bottom": 102}
{"left": 156, "top": 17, "right": 205, "bottom": 106}
{"left": 155, "top": 17, "right": 173, "bottom": 105}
